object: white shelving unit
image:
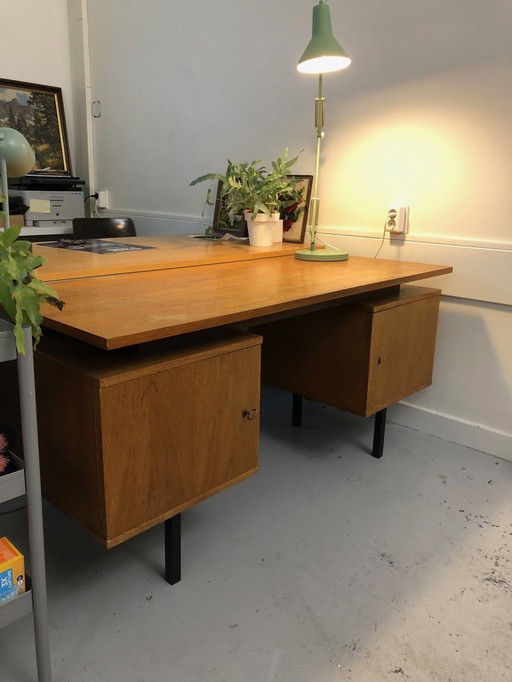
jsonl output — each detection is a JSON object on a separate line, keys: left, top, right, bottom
{"left": 0, "top": 319, "right": 52, "bottom": 682}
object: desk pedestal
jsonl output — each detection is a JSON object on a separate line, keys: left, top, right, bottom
{"left": 254, "top": 285, "right": 441, "bottom": 432}
{"left": 19, "top": 330, "right": 262, "bottom": 548}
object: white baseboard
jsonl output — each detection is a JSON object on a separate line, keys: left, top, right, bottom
{"left": 388, "top": 402, "right": 512, "bottom": 462}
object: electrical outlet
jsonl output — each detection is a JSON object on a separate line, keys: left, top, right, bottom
{"left": 386, "top": 205, "right": 409, "bottom": 233}
{"left": 97, "top": 189, "right": 109, "bottom": 209}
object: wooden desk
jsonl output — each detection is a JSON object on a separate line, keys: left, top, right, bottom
{"left": 35, "top": 237, "right": 451, "bottom": 349}
{"left": 2, "top": 237, "right": 452, "bottom": 582}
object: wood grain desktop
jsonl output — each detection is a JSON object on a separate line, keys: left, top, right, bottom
{"left": 35, "top": 236, "right": 451, "bottom": 349}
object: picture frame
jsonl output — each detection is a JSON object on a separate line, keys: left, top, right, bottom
{"left": 0, "top": 78, "right": 71, "bottom": 175}
{"left": 211, "top": 181, "right": 249, "bottom": 238}
{"left": 211, "top": 173, "right": 313, "bottom": 242}
{"left": 281, "top": 174, "right": 313, "bottom": 243}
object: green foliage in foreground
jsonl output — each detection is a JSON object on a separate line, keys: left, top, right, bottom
{"left": 0, "top": 222, "right": 64, "bottom": 354}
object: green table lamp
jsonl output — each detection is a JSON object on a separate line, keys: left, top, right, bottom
{"left": 0, "top": 127, "right": 35, "bottom": 229}
{"left": 295, "top": 0, "right": 351, "bottom": 261}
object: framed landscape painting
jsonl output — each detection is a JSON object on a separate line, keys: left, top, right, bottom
{"left": 0, "top": 78, "right": 71, "bottom": 175}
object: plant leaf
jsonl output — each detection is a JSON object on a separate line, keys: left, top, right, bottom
{"left": 0, "top": 225, "right": 64, "bottom": 354}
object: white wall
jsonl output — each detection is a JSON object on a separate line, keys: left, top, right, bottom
{"left": 2, "top": 0, "right": 510, "bottom": 459}
{"left": 83, "top": 0, "right": 511, "bottom": 460}
{"left": 0, "top": 0, "right": 83, "bottom": 175}
{"left": 83, "top": 0, "right": 322, "bottom": 232}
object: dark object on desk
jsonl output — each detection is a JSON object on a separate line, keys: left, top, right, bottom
{"left": 41, "top": 239, "right": 153, "bottom": 254}
{"left": 58, "top": 238, "right": 88, "bottom": 247}
{"left": 72, "top": 217, "right": 136, "bottom": 239}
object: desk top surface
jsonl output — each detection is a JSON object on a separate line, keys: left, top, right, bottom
{"left": 34, "top": 235, "right": 299, "bottom": 281}
{"left": 37, "top": 235, "right": 453, "bottom": 350}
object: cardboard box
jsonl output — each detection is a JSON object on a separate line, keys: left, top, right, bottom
{"left": 0, "top": 537, "right": 25, "bottom": 603}
{"left": 0, "top": 214, "right": 24, "bottom": 229}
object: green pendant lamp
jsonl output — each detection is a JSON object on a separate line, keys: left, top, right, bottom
{"left": 295, "top": 1, "right": 351, "bottom": 262}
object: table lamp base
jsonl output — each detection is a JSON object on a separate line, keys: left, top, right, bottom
{"left": 295, "top": 247, "right": 349, "bottom": 262}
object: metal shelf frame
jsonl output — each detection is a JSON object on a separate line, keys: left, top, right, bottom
{"left": 0, "top": 320, "right": 52, "bottom": 681}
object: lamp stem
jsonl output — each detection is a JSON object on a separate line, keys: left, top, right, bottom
{"left": 0, "top": 157, "right": 9, "bottom": 231}
{"left": 309, "top": 73, "right": 324, "bottom": 250}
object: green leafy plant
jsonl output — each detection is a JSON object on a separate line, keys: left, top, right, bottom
{"left": 190, "top": 148, "right": 304, "bottom": 224}
{"left": 0, "top": 207, "right": 64, "bottom": 354}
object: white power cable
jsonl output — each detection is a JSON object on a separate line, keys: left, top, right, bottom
{"left": 374, "top": 221, "right": 388, "bottom": 258}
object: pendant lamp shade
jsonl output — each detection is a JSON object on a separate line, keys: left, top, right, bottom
{"left": 297, "top": 1, "right": 351, "bottom": 74}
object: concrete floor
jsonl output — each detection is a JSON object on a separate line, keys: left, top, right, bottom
{"left": 1, "top": 387, "right": 511, "bottom": 682}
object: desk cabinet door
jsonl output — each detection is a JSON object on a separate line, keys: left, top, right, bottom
{"left": 366, "top": 293, "right": 440, "bottom": 413}
{"left": 100, "top": 345, "right": 261, "bottom": 546}
{"left": 30, "top": 330, "right": 261, "bottom": 548}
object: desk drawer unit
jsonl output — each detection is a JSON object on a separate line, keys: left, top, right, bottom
{"left": 30, "top": 329, "right": 262, "bottom": 547}
{"left": 255, "top": 285, "right": 441, "bottom": 417}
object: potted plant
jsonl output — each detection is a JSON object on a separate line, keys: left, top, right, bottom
{"left": 0, "top": 192, "right": 64, "bottom": 354}
{"left": 191, "top": 148, "right": 304, "bottom": 246}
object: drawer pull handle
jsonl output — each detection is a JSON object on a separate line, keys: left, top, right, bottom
{"left": 242, "top": 408, "right": 258, "bottom": 420}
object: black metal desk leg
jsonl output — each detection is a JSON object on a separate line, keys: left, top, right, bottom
{"left": 164, "top": 514, "right": 181, "bottom": 584}
{"left": 372, "top": 408, "right": 387, "bottom": 459}
{"left": 292, "top": 393, "right": 303, "bottom": 427}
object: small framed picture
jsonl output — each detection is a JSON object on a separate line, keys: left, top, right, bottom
{"left": 0, "top": 78, "right": 71, "bottom": 175}
{"left": 212, "top": 181, "right": 249, "bottom": 238}
{"left": 282, "top": 175, "right": 313, "bottom": 243}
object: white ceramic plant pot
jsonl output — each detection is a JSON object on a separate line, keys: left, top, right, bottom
{"left": 246, "top": 213, "right": 279, "bottom": 247}
{"left": 273, "top": 219, "right": 284, "bottom": 243}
